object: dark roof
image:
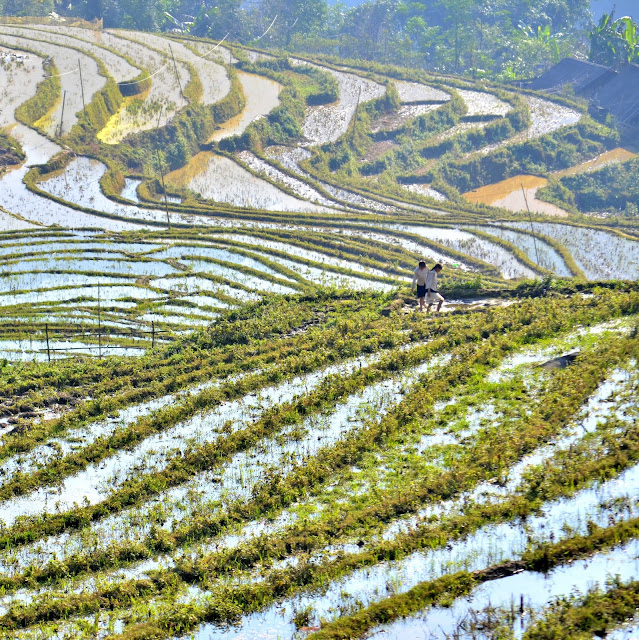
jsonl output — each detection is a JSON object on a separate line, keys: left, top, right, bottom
{"left": 590, "top": 64, "right": 639, "bottom": 125}
{"left": 528, "top": 58, "right": 611, "bottom": 94}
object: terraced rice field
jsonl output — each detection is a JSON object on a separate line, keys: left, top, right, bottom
{"left": 0, "top": 289, "right": 636, "bottom": 639}
{"left": 0, "top": 28, "right": 104, "bottom": 136}
{"left": 0, "top": 19, "right": 638, "bottom": 640}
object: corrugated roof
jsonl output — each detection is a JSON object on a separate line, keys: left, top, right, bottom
{"left": 590, "top": 64, "right": 639, "bottom": 124}
{"left": 528, "top": 58, "right": 611, "bottom": 93}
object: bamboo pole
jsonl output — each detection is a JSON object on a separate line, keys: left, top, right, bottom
{"left": 168, "top": 43, "right": 185, "bottom": 102}
{"left": 45, "top": 323, "right": 51, "bottom": 362}
{"left": 58, "top": 90, "right": 67, "bottom": 137}
{"left": 97, "top": 282, "right": 102, "bottom": 359}
{"left": 521, "top": 183, "right": 541, "bottom": 267}
{"left": 78, "top": 59, "right": 86, "bottom": 114}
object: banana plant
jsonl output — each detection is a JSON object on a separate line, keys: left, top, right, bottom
{"left": 537, "top": 25, "right": 561, "bottom": 63}
{"left": 589, "top": 10, "right": 639, "bottom": 66}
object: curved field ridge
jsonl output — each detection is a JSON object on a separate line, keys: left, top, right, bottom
{"left": 3, "top": 24, "right": 139, "bottom": 83}
{"left": 120, "top": 30, "right": 230, "bottom": 106}
{"left": 0, "top": 29, "right": 104, "bottom": 135}
{"left": 0, "top": 23, "right": 630, "bottom": 288}
{"left": 165, "top": 152, "right": 333, "bottom": 213}
{"left": 0, "top": 44, "right": 44, "bottom": 128}
{"left": 97, "top": 29, "right": 189, "bottom": 142}
{"left": 394, "top": 80, "right": 450, "bottom": 103}
{"left": 293, "top": 60, "right": 386, "bottom": 145}
{"left": 209, "top": 70, "right": 281, "bottom": 142}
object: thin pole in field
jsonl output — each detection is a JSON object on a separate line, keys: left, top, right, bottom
{"left": 97, "top": 282, "right": 102, "bottom": 359}
{"left": 168, "top": 43, "right": 184, "bottom": 102}
{"left": 78, "top": 59, "right": 86, "bottom": 114}
{"left": 58, "top": 90, "right": 67, "bottom": 137}
{"left": 45, "top": 323, "right": 51, "bottom": 362}
{"left": 155, "top": 148, "right": 171, "bottom": 229}
{"left": 351, "top": 86, "right": 362, "bottom": 142}
{"left": 521, "top": 183, "right": 541, "bottom": 267}
{"left": 151, "top": 320, "right": 155, "bottom": 349}
{"left": 154, "top": 106, "right": 171, "bottom": 228}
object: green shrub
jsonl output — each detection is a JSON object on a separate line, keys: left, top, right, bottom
{"left": 433, "top": 118, "right": 619, "bottom": 192}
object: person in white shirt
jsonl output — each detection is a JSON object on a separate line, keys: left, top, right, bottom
{"left": 412, "top": 261, "right": 428, "bottom": 311}
{"left": 425, "top": 263, "right": 444, "bottom": 312}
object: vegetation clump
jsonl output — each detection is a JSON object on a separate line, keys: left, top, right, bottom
{"left": 0, "top": 129, "right": 24, "bottom": 169}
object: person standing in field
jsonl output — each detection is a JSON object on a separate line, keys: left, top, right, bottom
{"left": 425, "top": 263, "right": 444, "bottom": 313}
{"left": 412, "top": 260, "right": 428, "bottom": 311}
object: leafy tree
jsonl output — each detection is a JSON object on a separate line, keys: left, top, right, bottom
{"left": 0, "top": 0, "right": 54, "bottom": 17}
{"left": 0, "top": 0, "right": 593, "bottom": 80}
{"left": 338, "top": 0, "right": 400, "bottom": 60}
{"left": 188, "top": 0, "right": 245, "bottom": 41}
{"left": 56, "top": 0, "right": 165, "bottom": 29}
{"left": 589, "top": 11, "right": 639, "bottom": 66}
{"left": 249, "top": 0, "right": 328, "bottom": 45}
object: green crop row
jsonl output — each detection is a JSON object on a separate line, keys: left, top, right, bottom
{"left": 0, "top": 293, "right": 632, "bottom": 606}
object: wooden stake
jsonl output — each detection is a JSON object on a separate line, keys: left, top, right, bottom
{"left": 58, "top": 90, "right": 67, "bottom": 137}
{"left": 168, "top": 43, "right": 184, "bottom": 102}
{"left": 351, "top": 86, "right": 362, "bottom": 142}
{"left": 153, "top": 107, "right": 171, "bottom": 228}
{"left": 97, "top": 282, "right": 102, "bottom": 359}
{"left": 78, "top": 59, "right": 86, "bottom": 114}
{"left": 155, "top": 148, "right": 171, "bottom": 229}
{"left": 521, "top": 183, "right": 541, "bottom": 267}
{"left": 45, "top": 323, "right": 51, "bottom": 362}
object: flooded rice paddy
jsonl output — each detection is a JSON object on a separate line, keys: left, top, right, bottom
{"left": 393, "top": 225, "right": 537, "bottom": 278}
{"left": 8, "top": 24, "right": 140, "bottom": 83}
{"left": 455, "top": 88, "right": 511, "bottom": 117}
{"left": 508, "top": 222, "right": 639, "bottom": 280}
{"left": 0, "top": 45, "right": 44, "bottom": 129}
{"left": 0, "top": 25, "right": 639, "bottom": 640}
{"left": 166, "top": 152, "right": 334, "bottom": 213}
{"left": 236, "top": 151, "right": 339, "bottom": 208}
{"left": 95, "top": 29, "right": 188, "bottom": 142}
{"left": 167, "top": 332, "right": 639, "bottom": 639}
{"left": 293, "top": 60, "right": 386, "bottom": 145}
{"left": 463, "top": 174, "right": 570, "bottom": 217}
{"left": 463, "top": 148, "right": 637, "bottom": 215}
{"left": 479, "top": 95, "right": 582, "bottom": 156}
{"left": 372, "top": 538, "right": 639, "bottom": 639}
{"left": 394, "top": 80, "right": 450, "bottom": 104}
{"left": 0, "top": 28, "right": 104, "bottom": 136}
{"left": 209, "top": 71, "right": 281, "bottom": 142}
{"left": 119, "top": 30, "right": 231, "bottom": 106}
{"left": 466, "top": 224, "right": 572, "bottom": 275}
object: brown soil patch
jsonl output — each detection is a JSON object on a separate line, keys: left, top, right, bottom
{"left": 363, "top": 140, "right": 398, "bottom": 163}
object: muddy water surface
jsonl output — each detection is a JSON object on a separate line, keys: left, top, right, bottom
{"left": 463, "top": 149, "right": 635, "bottom": 217}
{"left": 555, "top": 147, "right": 636, "bottom": 177}
{"left": 463, "top": 175, "right": 569, "bottom": 217}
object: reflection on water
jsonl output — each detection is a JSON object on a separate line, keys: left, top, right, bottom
{"left": 209, "top": 71, "right": 281, "bottom": 142}
{"left": 166, "top": 152, "right": 331, "bottom": 213}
